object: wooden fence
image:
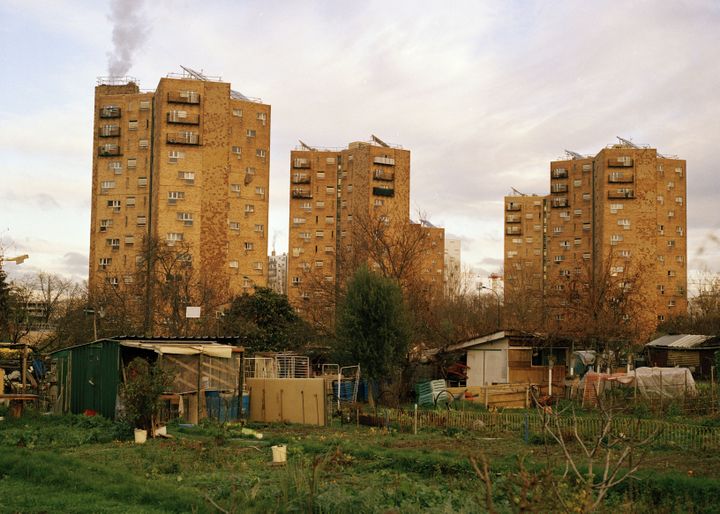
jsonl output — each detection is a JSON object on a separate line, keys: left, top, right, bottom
{"left": 360, "top": 408, "right": 720, "bottom": 449}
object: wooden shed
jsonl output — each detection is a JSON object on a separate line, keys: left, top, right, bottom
{"left": 49, "top": 336, "right": 244, "bottom": 422}
{"left": 444, "top": 330, "right": 569, "bottom": 394}
{"left": 646, "top": 334, "right": 720, "bottom": 379}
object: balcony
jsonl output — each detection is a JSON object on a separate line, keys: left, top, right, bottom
{"left": 291, "top": 174, "right": 311, "bottom": 184}
{"left": 551, "top": 197, "right": 569, "bottom": 208}
{"left": 98, "top": 144, "right": 121, "bottom": 156}
{"left": 506, "top": 203, "right": 522, "bottom": 212}
{"left": 608, "top": 157, "right": 633, "bottom": 167}
{"left": 100, "top": 106, "right": 121, "bottom": 118}
{"left": 505, "top": 214, "right": 521, "bottom": 223}
{"left": 373, "top": 169, "right": 394, "bottom": 181}
{"left": 167, "top": 112, "right": 200, "bottom": 124}
{"left": 373, "top": 156, "right": 395, "bottom": 166}
{"left": 292, "top": 189, "right": 313, "bottom": 199}
{"left": 99, "top": 125, "right": 120, "bottom": 137}
{"left": 293, "top": 158, "right": 311, "bottom": 169}
{"left": 506, "top": 226, "right": 522, "bottom": 235}
{"left": 167, "top": 91, "right": 200, "bottom": 104}
{"left": 608, "top": 173, "right": 634, "bottom": 183}
{"left": 551, "top": 183, "right": 568, "bottom": 193}
{"left": 373, "top": 187, "right": 394, "bottom": 197}
{"left": 551, "top": 168, "right": 568, "bottom": 179}
{"left": 608, "top": 189, "right": 635, "bottom": 199}
{"left": 167, "top": 132, "right": 201, "bottom": 145}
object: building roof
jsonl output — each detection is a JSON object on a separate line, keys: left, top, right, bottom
{"left": 646, "top": 334, "right": 720, "bottom": 349}
{"left": 49, "top": 335, "right": 243, "bottom": 355}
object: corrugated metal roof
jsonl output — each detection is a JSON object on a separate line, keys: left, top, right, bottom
{"left": 646, "top": 334, "right": 716, "bottom": 348}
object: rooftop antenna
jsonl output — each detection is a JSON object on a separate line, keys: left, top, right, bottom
{"left": 564, "top": 149, "right": 585, "bottom": 159}
{"left": 371, "top": 134, "right": 390, "bottom": 148}
{"left": 298, "top": 140, "right": 316, "bottom": 151}
{"left": 511, "top": 187, "right": 527, "bottom": 196}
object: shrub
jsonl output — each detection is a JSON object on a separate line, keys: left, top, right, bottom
{"left": 120, "top": 357, "right": 172, "bottom": 432}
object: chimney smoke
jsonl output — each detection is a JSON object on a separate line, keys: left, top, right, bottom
{"left": 107, "top": 0, "right": 150, "bottom": 77}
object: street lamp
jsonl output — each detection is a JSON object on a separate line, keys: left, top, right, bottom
{"left": 479, "top": 285, "right": 501, "bottom": 329}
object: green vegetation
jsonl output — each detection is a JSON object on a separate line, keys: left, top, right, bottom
{"left": 2, "top": 413, "right": 720, "bottom": 513}
{"left": 336, "top": 266, "right": 411, "bottom": 398}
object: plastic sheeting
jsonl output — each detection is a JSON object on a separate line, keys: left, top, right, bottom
{"left": 633, "top": 366, "right": 696, "bottom": 399}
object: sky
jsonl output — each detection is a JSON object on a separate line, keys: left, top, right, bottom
{"left": 1, "top": 0, "right": 719, "bottom": 289}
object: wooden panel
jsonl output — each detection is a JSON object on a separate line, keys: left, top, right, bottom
{"left": 668, "top": 350, "right": 700, "bottom": 367}
{"left": 247, "top": 378, "right": 326, "bottom": 426}
{"left": 508, "top": 349, "right": 532, "bottom": 369}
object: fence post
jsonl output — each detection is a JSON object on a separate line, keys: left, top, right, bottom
{"left": 634, "top": 368, "right": 638, "bottom": 403}
{"left": 414, "top": 403, "right": 418, "bottom": 435}
{"left": 523, "top": 412, "right": 529, "bottom": 444}
{"left": 659, "top": 369, "right": 664, "bottom": 412}
{"left": 712, "top": 366, "right": 717, "bottom": 415}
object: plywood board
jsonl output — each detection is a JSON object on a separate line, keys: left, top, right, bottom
{"left": 247, "top": 378, "right": 326, "bottom": 426}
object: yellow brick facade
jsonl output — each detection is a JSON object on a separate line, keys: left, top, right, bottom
{"left": 503, "top": 142, "right": 688, "bottom": 337}
{"left": 89, "top": 75, "right": 270, "bottom": 305}
{"left": 287, "top": 140, "right": 443, "bottom": 319}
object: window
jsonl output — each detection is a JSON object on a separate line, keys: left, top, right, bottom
{"left": 168, "top": 191, "right": 185, "bottom": 201}
{"left": 326, "top": 186, "right": 335, "bottom": 194}
{"left": 99, "top": 258, "right": 112, "bottom": 269}
{"left": 137, "top": 216, "right": 147, "bottom": 226}
{"left": 668, "top": 270, "right": 676, "bottom": 277}
{"left": 246, "top": 129, "right": 256, "bottom": 137}
{"left": 232, "top": 108, "right": 242, "bottom": 117}
{"left": 256, "top": 149, "right": 266, "bottom": 158}
{"left": 610, "top": 234, "right": 623, "bottom": 245}
{"left": 108, "top": 161, "right": 123, "bottom": 174}
{"left": 136, "top": 177, "right": 146, "bottom": 187}
{"left": 139, "top": 139, "right": 149, "bottom": 149}
{"left": 574, "top": 238, "right": 581, "bottom": 246}
{"left": 668, "top": 210, "right": 675, "bottom": 218}
{"left": 244, "top": 242, "right": 254, "bottom": 251}
{"left": 512, "top": 238, "right": 522, "bottom": 244}
{"left": 100, "top": 219, "right": 112, "bottom": 231}
{"left": 618, "top": 218, "right": 630, "bottom": 229}
{"left": 254, "top": 224, "right": 264, "bottom": 233}
{"left": 229, "top": 221, "right": 240, "bottom": 231}
{"left": 609, "top": 203, "right": 623, "bottom": 213}
{"left": 611, "top": 266, "right": 624, "bottom": 275}
{"left": 560, "top": 241, "right": 570, "bottom": 249}
{"left": 127, "top": 158, "right": 137, "bottom": 169}
{"left": 167, "top": 233, "right": 184, "bottom": 244}
{"left": 574, "top": 209, "right": 582, "bottom": 216}
{"left": 293, "top": 217, "right": 306, "bottom": 224}
{"left": 169, "top": 151, "right": 184, "bottom": 163}
{"left": 255, "top": 186, "right": 265, "bottom": 197}
{"left": 124, "top": 275, "right": 134, "bottom": 284}
{"left": 582, "top": 193, "right": 591, "bottom": 201}
{"left": 299, "top": 201, "right": 311, "bottom": 211}
{"left": 317, "top": 171, "right": 326, "bottom": 179}
{"left": 667, "top": 240, "right": 675, "bottom": 248}
{"left": 139, "top": 100, "right": 151, "bottom": 110}
{"left": 657, "top": 284, "right": 665, "bottom": 294}
{"left": 229, "top": 260, "right": 239, "bottom": 269}
{"left": 573, "top": 179, "right": 582, "bottom": 187}
{"left": 126, "top": 197, "right": 136, "bottom": 207}
{"left": 315, "top": 260, "right": 324, "bottom": 268}
{"left": 299, "top": 231, "right": 311, "bottom": 240}
{"left": 101, "top": 180, "right": 116, "bottom": 190}
{"left": 178, "top": 171, "right": 195, "bottom": 183}
{"left": 107, "top": 200, "right": 121, "bottom": 212}
{"left": 128, "top": 120, "right": 138, "bottom": 130}
{"left": 124, "top": 235, "right": 134, "bottom": 245}
{"left": 325, "top": 216, "right": 334, "bottom": 224}
{"left": 316, "top": 200, "right": 325, "bottom": 208}
{"left": 554, "top": 255, "right": 565, "bottom": 262}
{"left": 315, "top": 230, "right": 325, "bottom": 238}
{"left": 107, "top": 238, "right": 120, "bottom": 248}
{"left": 675, "top": 167, "right": 683, "bottom": 177}
{"left": 553, "top": 226, "right": 562, "bottom": 233}
{"left": 374, "top": 199, "right": 384, "bottom": 207}
{"left": 291, "top": 277, "right": 301, "bottom": 286}
{"left": 246, "top": 167, "right": 256, "bottom": 176}
{"left": 675, "top": 196, "right": 684, "bottom": 205}
{"left": 620, "top": 250, "right": 631, "bottom": 258}
{"left": 256, "top": 112, "right": 267, "bottom": 124}
{"left": 507, "top": 251, "right": 518, "bottom": 258}
{"left": 253, "top": 261, "right": 263, "bottom": 270}
{"left": 244, "top": 204, "right": 255, "bottom": 213}
{"left": 177, "top": 212, "right": 193, "bottom": 225}
{"left": 231, "top": 146, "right": 242, "bottom": 157}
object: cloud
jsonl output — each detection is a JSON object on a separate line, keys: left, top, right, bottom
{"left": 1, "top": 0, "right": 719, "bottom": 283}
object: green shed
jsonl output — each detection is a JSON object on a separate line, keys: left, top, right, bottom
{"left": 50, "top": 336, "right": 244, "bottom": 421}
{"left": 51, "top": 339, "right": 121, "bottom": 418}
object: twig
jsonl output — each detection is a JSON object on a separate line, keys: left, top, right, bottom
{"left": 204, "top": 494, "right": 229, "bottom": 514}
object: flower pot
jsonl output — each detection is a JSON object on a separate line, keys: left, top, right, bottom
{"left": 271, "top": 444, "right": 287, "bottom": 464}
{"left": 154, "top": 425, "right": 167, "bottom": 437}
{"left": 134, "top": 428, "right": 148, "bottom": 444}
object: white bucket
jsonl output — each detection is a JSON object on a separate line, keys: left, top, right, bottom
{"left": 271, "top": 444, "right": 287, "bottom": 463}
{"left": 134, "top": 429, "right": 148, "bottom": 444}
{"left": 154, "top": 425, "right": 167, "bottom": 437}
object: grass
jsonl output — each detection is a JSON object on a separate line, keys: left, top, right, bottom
{"left": 2, "top": 414, "right": 720, "bottom": 513}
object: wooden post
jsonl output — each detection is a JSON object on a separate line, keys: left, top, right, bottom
{"left": 237, "top": 350, "right": 245, "bottom": 420}
{"left": 414, "top": 403, "right": 418, "bottom": 435}
{"left": 712, "top": 366, "right": 716, "bottom": 415}
{"left": 659, "top": 369, "right": 664, "bottom": 412}
{"left": 525, "top": 386, "right": 529, "bottom": 409}
{"left": 196, "top": 353, "right": 202, "bottom": 423}
{"left": 484, "top": 387, "right": 489, "bottom": 408}
{"left": 634, "top": 368, "right": 638, "bottom": 403}
{"left": 548, "top": 367, "right": 553, "bottom": 397}
{"left": 21, "top": 345, "right": 28, "bottom": 393}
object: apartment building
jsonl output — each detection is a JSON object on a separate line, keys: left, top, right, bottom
{"left": 287, "top": 138, "right": 444, "bottom": 317}
{"left": 89, "top": 69, "right": 270, "bottom": 306}
{"left": 503, "top": 139, "right": 687, "bottom": 335}
{"left": 444, "top": 236, "right": 462, "bottom": 295}
{"left": 268, "top": 251, "right": 288, "bottom": 295}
